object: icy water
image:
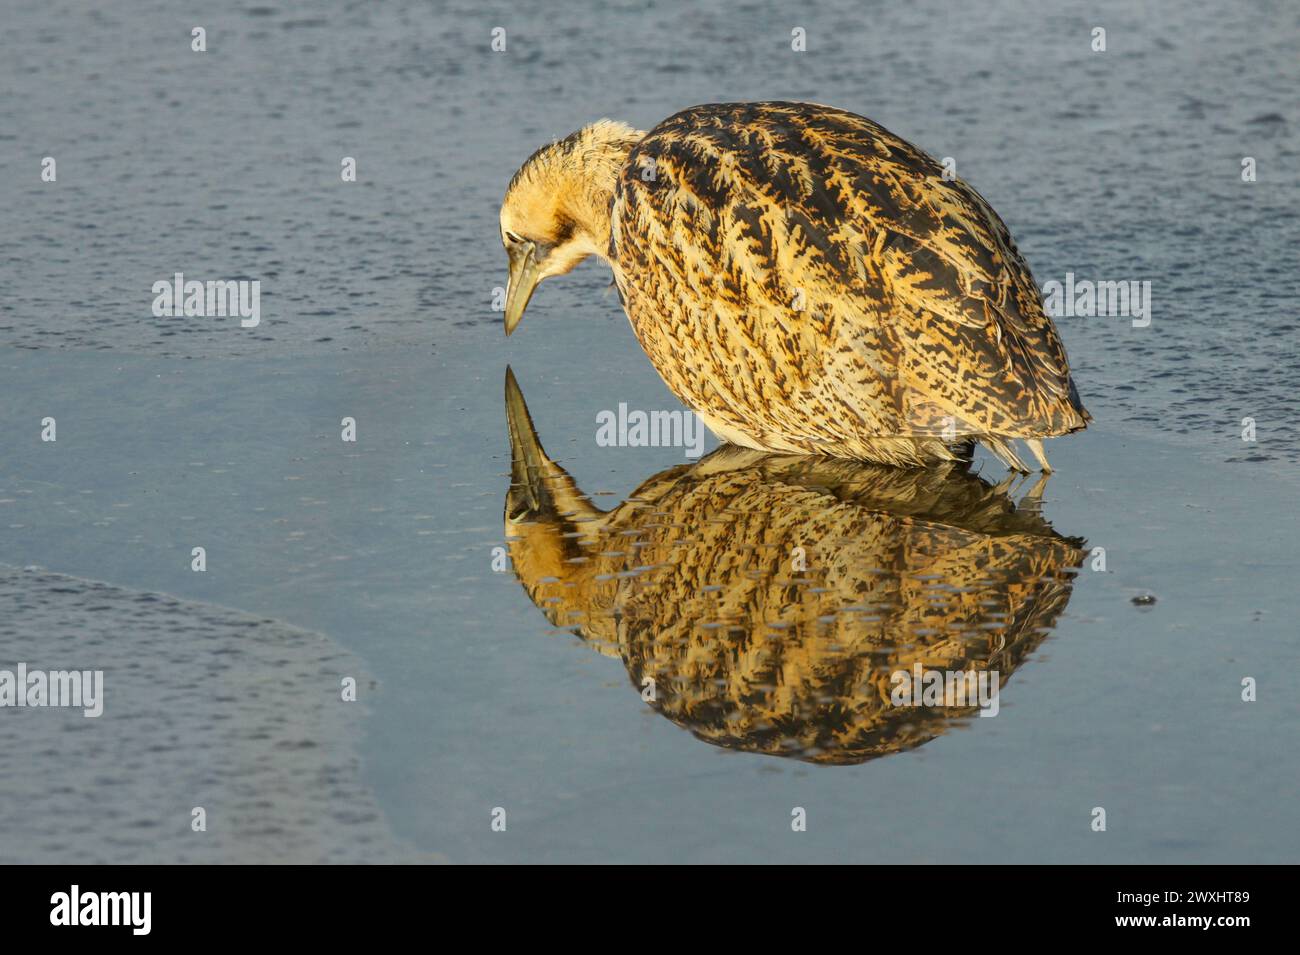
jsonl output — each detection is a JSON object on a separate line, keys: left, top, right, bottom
{"left": 2, "top": 0, "right": 1298, "bottom": 863}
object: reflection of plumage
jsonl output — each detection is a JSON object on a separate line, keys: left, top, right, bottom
{"left": 503, "top": 369, "right": 1085, "bottom": 765}
{"left": 500, "top": 102, "right": 1089, "bottom": 472}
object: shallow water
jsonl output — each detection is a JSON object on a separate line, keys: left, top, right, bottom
{"left": 2, "top": 0, "right": 1298, "bottom": 863}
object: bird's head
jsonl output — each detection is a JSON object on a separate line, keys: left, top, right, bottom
{"left": 499, "top": 119, "right": 645, "bottom": 335}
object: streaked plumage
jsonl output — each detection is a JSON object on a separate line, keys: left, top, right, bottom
{"left": 500, "top": 102, "right": 1090, "bottom": 471}
{"left": 503, "top": 369, "right": 1085, "bottom": 764}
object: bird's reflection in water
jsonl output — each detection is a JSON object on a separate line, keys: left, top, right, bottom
{"left": 503, "top": 369, "right": 1086, "bottom": 765}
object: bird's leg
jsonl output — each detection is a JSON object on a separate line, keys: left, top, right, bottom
{"left": 984, "top": 437, "right": 1030, "bottom": 473}
{"left": 1024, "top": 438, "right": 1053, "bottom": 473}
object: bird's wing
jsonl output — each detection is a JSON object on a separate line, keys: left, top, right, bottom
{"left": 611, "top": 102, "right": 1087, "bottom": 439}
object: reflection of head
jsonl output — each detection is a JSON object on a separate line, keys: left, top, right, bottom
{"left": 504, "top": 370, "right": 1085, "bottom": 765}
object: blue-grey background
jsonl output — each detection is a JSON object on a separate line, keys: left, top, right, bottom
{"left": 1, "top": 0, "right": 1297, "bottom": 862}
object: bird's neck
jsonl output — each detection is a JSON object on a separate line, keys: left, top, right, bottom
{"left": 563, "top": 189, "right": 620, "bottom": 263}
{"left": 560, "top": 127, "right": 645, "bottom": 263}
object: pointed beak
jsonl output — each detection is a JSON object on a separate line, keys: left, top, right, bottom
{"left": 504, "top": 243, "right": 541, "bottom": 336}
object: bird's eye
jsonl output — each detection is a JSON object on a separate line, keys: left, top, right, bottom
{"left": 504, "top": 230, "right": 524, "bottom": 246}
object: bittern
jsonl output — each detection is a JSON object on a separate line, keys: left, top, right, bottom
{"left": 503, "top": 369, "right": 1085, "bottom": 764}
{"left": 500, "top": 102, "right": 1090, "bottom": 472}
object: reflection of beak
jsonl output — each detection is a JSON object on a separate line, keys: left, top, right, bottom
{"left": 504, "top": 243, "right": 541, "bottom": 336}
{"left": 505, "top": 366, "right": 545, "bottom": 512}
{"left": 503, "top": 367, "right": 607, "bottom": 524}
